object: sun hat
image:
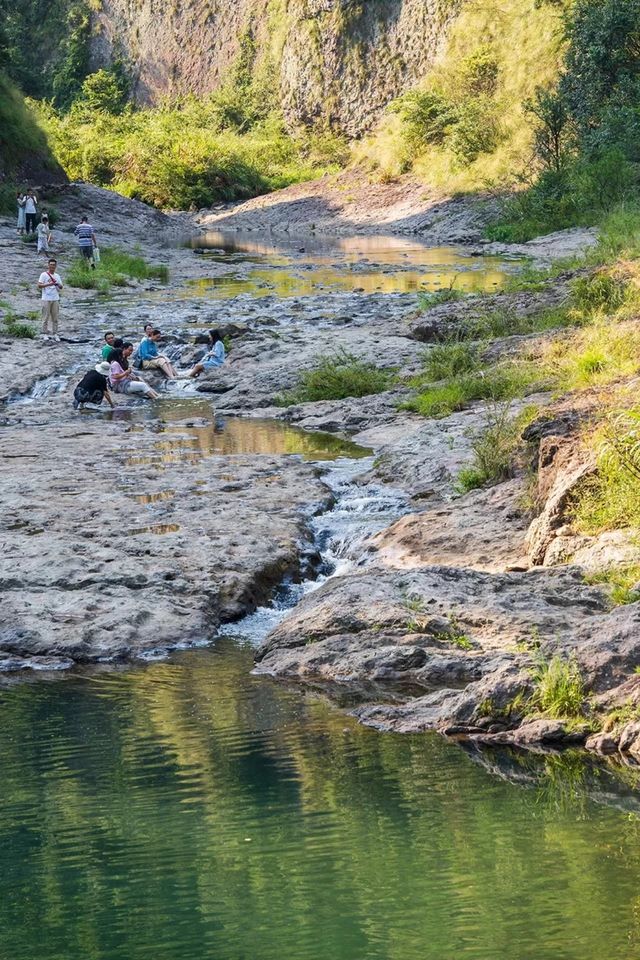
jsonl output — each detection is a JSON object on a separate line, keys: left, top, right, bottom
{"left": 95, "top": 361, "right": 111, "bottom": 375}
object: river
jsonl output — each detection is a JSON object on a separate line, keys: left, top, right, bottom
{"left": 2, "top": 234, "right": 640, "bottom": 960}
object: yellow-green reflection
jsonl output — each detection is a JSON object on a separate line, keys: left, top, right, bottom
{"left": 188, "top": 264, "right": 506, "bottom": 299}
{"left": 120, "top": 401, "right": 372, "bottom": 466}
{"left": 1, "top": 640, "right": 640, "bottom": 960}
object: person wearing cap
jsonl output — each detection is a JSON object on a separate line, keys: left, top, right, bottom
{"left": 73, "top": 361, "right": 115, "bottom": 409}
{"left": 138, "top": 328, "right": 177, "bottom": 378}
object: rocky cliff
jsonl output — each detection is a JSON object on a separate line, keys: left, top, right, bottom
{"left": 90, "top": 0, "right": 459, "bottom": 136}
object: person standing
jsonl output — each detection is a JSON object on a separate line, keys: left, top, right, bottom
{"left": 16, "top": 192, "right": 26, "bottom": 234}
{"left": 74, "top": 216, "right": 97, "bottom": 268}
{"left": 24, "top": 189, "right": 38, "bottom": 234}
{"left": 36, "top": 215, "right": 51, "bottom": 255}
{"left": 38, "top": 258, "right": 63, "bottom": 336}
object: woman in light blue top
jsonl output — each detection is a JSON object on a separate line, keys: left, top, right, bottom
{"left": 188, "top": 329, "right": 226, "bottom": 378}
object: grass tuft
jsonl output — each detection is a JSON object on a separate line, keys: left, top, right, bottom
{"left": 276, "top": 351, "right": 393, "bottom": 406}
{"left": 584, "top": 565, "right": 640, "bottom": 606}
{"left": 67, "top": 246, "right": 169, "bottom": 291}
{"left": 529, "top": 654, "right": 586, "bottom": 719}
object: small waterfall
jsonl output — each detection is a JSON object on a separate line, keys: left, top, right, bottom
{"left": 219, "top": 456, "right": 408, "bottom": 644}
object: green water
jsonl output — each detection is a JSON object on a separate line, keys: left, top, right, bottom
{"left": 3, "top": 640, "right": 640, "bottom": 960}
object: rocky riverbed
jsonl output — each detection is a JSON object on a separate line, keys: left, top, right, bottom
{"left": 2, "top": 181, "right": 639, "bottom": 767}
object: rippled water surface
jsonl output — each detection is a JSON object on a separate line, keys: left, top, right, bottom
{"left": 2, "top": 642, "right": 640, "bottom": 960}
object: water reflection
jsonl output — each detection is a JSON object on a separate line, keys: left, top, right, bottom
{"left": 117, "top": 399, "right": 373, "bottom": 465}
{"left": 185, "top": 232, "right": 515, "bottom": 299}
{"left": 1, "top": 641, "right": 640, "bottom": 960}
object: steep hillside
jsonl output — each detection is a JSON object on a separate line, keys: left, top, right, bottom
{"left": 0, "top": 74, "right": 64, "bottom": 186}
{"left": 91, "top": 0, "right": 460, "bottom": 136}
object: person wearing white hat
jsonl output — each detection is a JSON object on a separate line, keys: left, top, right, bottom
{"left": 73, "top": 361, "right": 115, "bottom": 409}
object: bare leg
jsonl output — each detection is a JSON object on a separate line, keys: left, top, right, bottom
{"left": 188, "top": 363, "right": 204, "bottom": 378}
{"left": 159, "top": 358, "right": 176, "bottom": 377}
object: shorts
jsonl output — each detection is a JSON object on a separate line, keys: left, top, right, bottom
{"left": 142, "top": 358, "right": 166, "bottom": 370}
{"left": 80, "top": 246, "right": 94, "bottom": 259}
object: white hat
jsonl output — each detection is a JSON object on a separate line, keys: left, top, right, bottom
{"left": 95, "top": 361, "right": 111, "bottom": 375}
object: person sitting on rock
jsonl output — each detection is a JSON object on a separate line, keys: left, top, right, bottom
{"left": 188, "top": 329, "right": 226, "bottom": 378}
{"left": 73, "top": 361, "right": 115, "bottom": 409}
{"left": 131, "top": 323, "right": 155, "bottom": 368}
{"left": 108, "top": 343, "right": 159, "bottom": 400}
{"left": 138, "top": 328, "right": 177, "bottom": 378}
{"left": 101, "top": 331, "right": 115, "bottom": 359}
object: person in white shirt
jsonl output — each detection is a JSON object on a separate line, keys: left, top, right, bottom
{"left": 38, "top": 258, "right": 63, "bottom": 336}
{"left": 36, "top": 215, "right": 51, "bottom": 254}
{"left": 24, "top": 189, "right": 38, "bottom": 234}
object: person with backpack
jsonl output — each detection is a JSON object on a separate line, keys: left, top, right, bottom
{"left": 38, "top": 258, "right": 63, "bottom": 336}
{"left": 74, "top": 216, "right": 97, "bottom": 268}
{"left": 24, "top": 189, "right": 38, "bottom": 234}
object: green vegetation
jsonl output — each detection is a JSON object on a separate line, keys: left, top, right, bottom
{"left": 276, "top": 351, "right": 392, "bottom": 406}
{"left": 573, "top": 408, "right": 640, "bottom": 534}
{"left": 67, "top": 247, "right": 169, "bottom": 292}
{"left": 0, "top": 72, "right": 57, "bottom": 177}
{"left": 421, "top": 341, "right": 481, "bottom": 381}
{"left": 584, "top": 565, "right": 640, "bottom": 606}
{"left": 357, "top": 0, "right": 565, "bottom": 190}
{"left": 403, "top": 359, "right": 541, "bottom": 419}
{"left": 417, "top": 287, "right": 464, "bottom": 310}
{"left": 529, "top": 655, "right": 587, "bottom": 720}
{"left": 490, "top": 0, "right": 640, "bottom": 241}
{"left": 456, "top": 403, "right": 538, "bottom": 494}
{"left": 0, "top": 302, "right": 36, "bottom": 338}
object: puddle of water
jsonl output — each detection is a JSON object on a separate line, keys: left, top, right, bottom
{"left": 118, "top": 398, "right": 373, "bottom": 464}
{"left": 185, "top": 232, "right": 517, "bottom": 300}
{"left": 130, "top": 523, "right": 181, "bottom": 535}
{"left": 129, "top": 490, "right": 176, "bottom": 504}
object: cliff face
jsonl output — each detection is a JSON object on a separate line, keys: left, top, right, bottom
{"left": 91, "top": 0, "right": 458, "bottom": 136}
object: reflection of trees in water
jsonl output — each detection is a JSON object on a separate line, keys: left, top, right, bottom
{"left": 1, "top": 644, "right": 640, "bottom": 959}
{"left": 147, "top": 416, "right": 371, "bottom": 462}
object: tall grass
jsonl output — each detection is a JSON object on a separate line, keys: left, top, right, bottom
{"left": 456, "top": 403, "right": 538, "bottom": 493}
{"left": 529, "top": 655, "right": 586, "bottom": 719}
{"left": 403, "top": 359, "right": 541, "bottom": 418}
{"left": 276, "top": 351, "right": 393, "bottom": 406}
{"left": 67, "top": 247, "right": 169, "bottom": 291}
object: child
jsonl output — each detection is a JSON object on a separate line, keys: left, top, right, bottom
{"left": 36, "top": 216, "right": 51, "bottom": 255}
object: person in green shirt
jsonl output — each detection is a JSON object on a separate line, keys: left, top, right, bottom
{"left": 101, "top": 331, "right": 115, "bottom": 359}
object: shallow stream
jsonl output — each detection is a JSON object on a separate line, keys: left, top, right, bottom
{"left": 3, "top": 236, "right": 640, "bottom": 959}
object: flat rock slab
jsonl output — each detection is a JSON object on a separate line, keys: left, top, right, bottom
{"left": 1, "top": 397, "right": 331, "bottom": 664}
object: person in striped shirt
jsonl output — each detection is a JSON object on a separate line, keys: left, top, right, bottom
{"left": 74, "top": 216, "right": 97, "bottom": 269}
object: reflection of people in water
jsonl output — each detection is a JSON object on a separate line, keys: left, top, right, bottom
{"left": 188, "top": 330, "right": 226, "bottom": 378}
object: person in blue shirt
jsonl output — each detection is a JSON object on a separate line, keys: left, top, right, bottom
{"left": 138, "top": 328, "right": 177, "bottom": 378}
{"left": 188, "top": 329, "right": 226, "bottom": 378}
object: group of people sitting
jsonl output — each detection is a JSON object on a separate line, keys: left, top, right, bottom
{"left": 72, "top": 325, "right": 226, "bottom": 409}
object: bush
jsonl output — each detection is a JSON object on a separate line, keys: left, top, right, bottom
{"left": 277, "top": 351, "right": 393, "bottom": 405}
